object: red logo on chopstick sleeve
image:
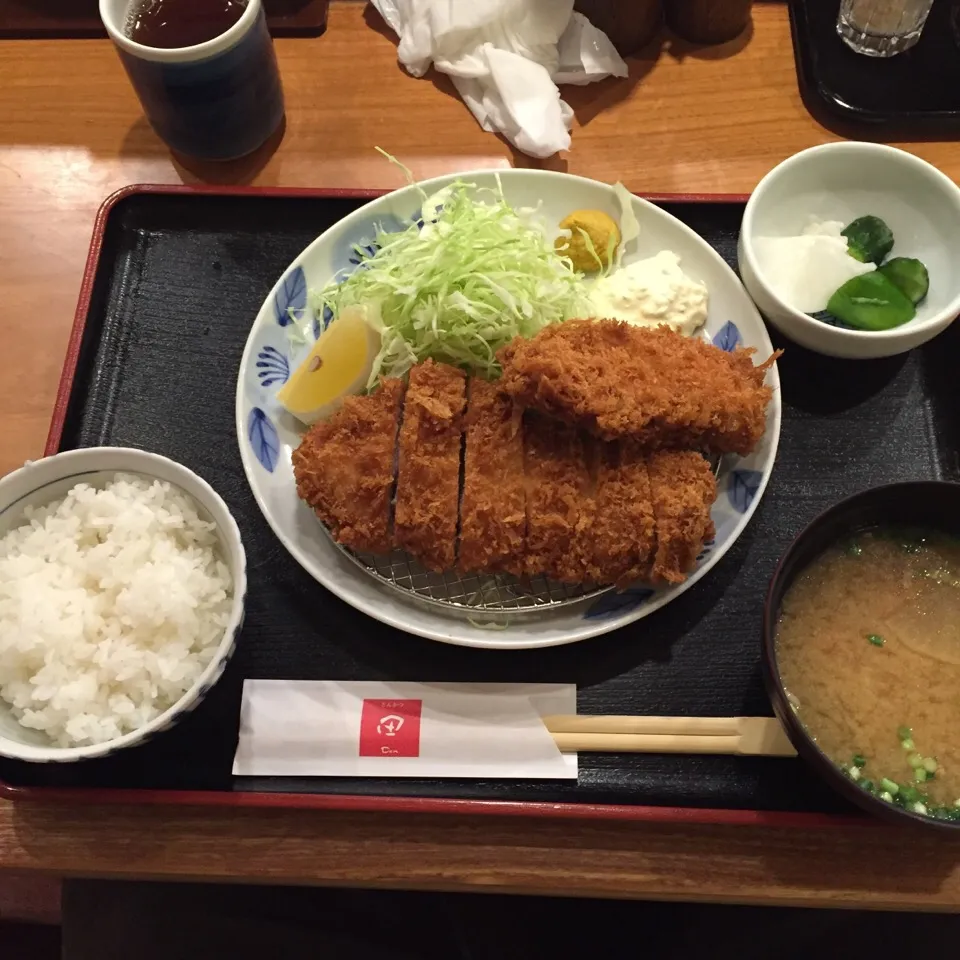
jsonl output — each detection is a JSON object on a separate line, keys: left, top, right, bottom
{"left": 359, "top": 699, "right": 423, "bottom": 757}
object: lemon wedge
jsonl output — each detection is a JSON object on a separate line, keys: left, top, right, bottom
{"left": 277, "top": 306, "right": 381, "bottom": 425}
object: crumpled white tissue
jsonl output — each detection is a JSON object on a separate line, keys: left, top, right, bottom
{"left": 370, "top": 0, "right": 628, "bottom": 158}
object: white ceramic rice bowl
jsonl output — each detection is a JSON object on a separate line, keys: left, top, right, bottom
{"left": 0, "top": 447, "right": 247, "bottom": 763}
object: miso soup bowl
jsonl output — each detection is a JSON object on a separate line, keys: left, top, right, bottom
{"left": 762, "top": 480, "right": 960, "bottom": 832}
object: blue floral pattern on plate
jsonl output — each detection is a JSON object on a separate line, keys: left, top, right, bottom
{"left": 274, "top": 265, "right": 307, "bottom": 327}
{"left": 585, "top": 587, "right": 656, "bottom": 619}
{"left": 247, "top": 407, "right": 280, "bottom": 473}
{"left": 331, "top": 214, "right": 406, "bottom": 281}
{"left": 696, "top": 537, "right": 716, "bottom": 563}
{"left": 313, "top": 215, "right": 408, "bottom": 331}
{"left": 727, "top": 469, "right": 762, "bottom": 514}
{"left": 348, "top": 240, "right": 379, "bottom": 267}
{"left": 306, "top": 301, "right": 336, "bottom": 342}
{"left": 256, "top": 345, "right": 290, "bottom": 388}
{"left": 712, "top": 321, "right": 742, "bottom": 352}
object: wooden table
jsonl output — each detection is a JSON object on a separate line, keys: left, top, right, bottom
{"left": 2, "top": 2, "right": 960, "bottom": 909}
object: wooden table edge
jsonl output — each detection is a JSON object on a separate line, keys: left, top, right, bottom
{"left": 3, "top": 798, "right": 960, "bottom": 911}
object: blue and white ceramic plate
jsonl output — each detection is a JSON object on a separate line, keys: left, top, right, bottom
{"left": 236, "top": 170, "right": 781, "bottom": 650}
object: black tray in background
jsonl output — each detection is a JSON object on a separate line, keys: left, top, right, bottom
{"left": 789, "top": 0, "right": 960, "bottom": 130}
{"left": 1, "top": 187, "right": 957, "bottom": 817}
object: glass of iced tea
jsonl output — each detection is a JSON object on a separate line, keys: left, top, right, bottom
{"left": 99, "top": 0, "right": 285, "bottom": 160}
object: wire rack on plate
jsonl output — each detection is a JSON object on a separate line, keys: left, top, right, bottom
{"left": 329, "top": 454, "right": 725, "bottom": 619}
{"left": 338, "top": 544, "right": 611, "bottom": 618}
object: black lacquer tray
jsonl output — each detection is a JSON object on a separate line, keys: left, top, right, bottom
{"left": 790, "top": 0, "right": 960, "bottom": 132}
{"left": 3, "top": 184, "right": 956, "bottom": 825}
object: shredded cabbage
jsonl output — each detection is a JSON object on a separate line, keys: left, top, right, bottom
{"left": 308, "top": 177, "right": 591, "bottom": 387}
{"left": 613, "top": 181, "right": 641, "bottom": 259}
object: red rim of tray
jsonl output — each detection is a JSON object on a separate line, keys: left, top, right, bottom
{"left": 4, "top": 183, "right": 863, "bottom": 829}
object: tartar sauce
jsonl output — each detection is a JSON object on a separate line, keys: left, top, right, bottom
{"left": 587, "top": 250, "right": 709, "bottom": 336}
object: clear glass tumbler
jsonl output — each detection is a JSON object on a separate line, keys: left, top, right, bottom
{"left": 837, "top": 0, "right": 935, "bottom": 57}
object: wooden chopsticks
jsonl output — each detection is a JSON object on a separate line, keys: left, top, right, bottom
{"left": 542, "top": 715, "right": 797, "bottom": 757}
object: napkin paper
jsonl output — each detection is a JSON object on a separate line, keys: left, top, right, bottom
{"left": 370, "top": 0, "right": 628, "bottom": 158}
{"left": 233, "top": 680, "right": 577, "bottom": 778}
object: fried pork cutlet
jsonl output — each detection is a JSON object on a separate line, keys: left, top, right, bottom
{"left": 497, "top": 320, "right": 779, "bottom": 455}
{"left": 292, "top": 378, "right": 404, "bottom": 554}
{"left": 647, "top": 450, "right": 716, "bottom": 585}
{"left": 458, "top": 378, "right": 526, "bottom": 576}
{"left": 293, "top": 359, "right": 719, "bottom": 588}
{"left": 523, "top": 412, "right": 592, "bottom": 583}
{"left": 394, "top": 360, "right": 466, "bottom": 572}
{"left": 581, "top": 440, "right": 657, "bottom": 588}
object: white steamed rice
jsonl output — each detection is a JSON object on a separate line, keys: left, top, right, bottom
{"left": 0, "top": 473, "right": 233, "bottom": 747}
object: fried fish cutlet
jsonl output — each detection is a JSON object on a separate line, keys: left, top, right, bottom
{"left": 523, "top": 412, "right": 592, "bottom": 583}
{"left": 394, "top": 360, "right": 466, "bottom": 572}
{"left": 496, "top": 320, "right": 779, "bottom": 455}
{"left": 458, "top": 378, "right": 526, "bottom": 576}
{"left": 292, "top": 378, "right": 404, "bottom": 554}
{"left": 647, "top": 449, "right": 717, "bottom": 586}
{"left": 582, "top": 440, "right": 657, "bottom": 588}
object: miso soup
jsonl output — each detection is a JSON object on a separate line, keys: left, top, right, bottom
{"left": 776, "top": 527, "right": 960, "bottom": 821}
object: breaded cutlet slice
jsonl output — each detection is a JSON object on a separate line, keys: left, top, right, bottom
{"left": 581, "top": 440, "right": 657, "bottom": 587}
{"left": 647, "top": 450, "right": 717, "bottom": 585}
{"left": 497, "top": 319, "right": 779, "bottom": 455}
{"left": 394, "top": 360, "right": 466, "bottom": 572}
{"left": 523, "top": 412, "right": 592, "bottom": 583}
{"left": 458, "top": 378, "right": 526, "bottom": 576}
{"left": 292, "top": 378, "right": 404, "bottom": 555}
